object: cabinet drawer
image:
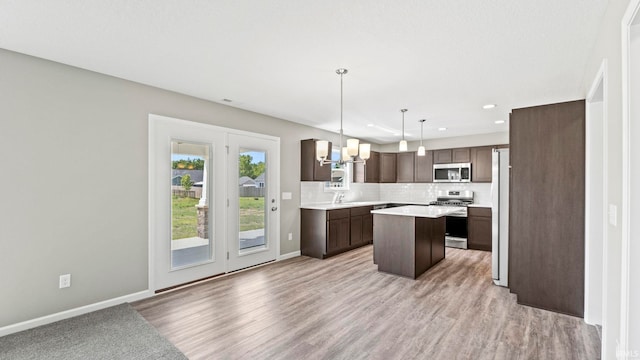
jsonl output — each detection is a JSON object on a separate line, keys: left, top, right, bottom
{"left": 350, "top": 206, "right": 373, "bottom": 216}
{"left": 468, "top": 206, "right": 491, "bottom": 217}
{"left": 327, "top": 208, "right": 351, "bottom": 220}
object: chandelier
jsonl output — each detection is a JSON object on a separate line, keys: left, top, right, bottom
{"left": 316, "top": 68, "right": 371, "bottom": 165}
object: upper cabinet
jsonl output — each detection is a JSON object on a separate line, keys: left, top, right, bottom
{"left": 303, "top": 138, "right": 506, "bottom": 184}
{"left": 434, "top": 147, "right": 470, "bottom": 164}
{"left": 379, "top": 153, "right": 397, "bottom": 183}
{"left": 452, "top": 148, "right": 471, "bottom": 163}
{"left": 396, "top": 152, "right": 415, "bottom": 183}
{"left": 415, "top": 150, "right": 433, "bottom": 182}
{"left": 433, "top": 149, "right": 452, "bottom": 164}
{"left": 353, "top": 151, "right": 380, "bottom": 183}
{"left": 301, "top": 139, "right": 331, "bottom": 181}
{"left": 470, "top": 146, "right": 494, "bottom": 182}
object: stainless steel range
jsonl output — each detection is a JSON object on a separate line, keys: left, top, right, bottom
{"left": 429, "top": 190, "right": 474, "bottom": 249}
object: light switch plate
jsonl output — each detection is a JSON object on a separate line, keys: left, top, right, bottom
{"left": 282, "top": 192, "right": 292, "bottom": 200}
{"left": 608, "top": 204, "right": 617, "bottom": 226}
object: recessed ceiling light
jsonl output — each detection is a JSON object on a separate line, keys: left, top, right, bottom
{"left": 222, "top": 98, "right": 233, "bottom": 103}
{"left": 495, "top": 120, "right": 505, "bottom": 124}
{"left": 438, "top": 127, "right": 447, "bottom": 131}
{"left": 483, "top": 104, "right": 496, "bottom": 109}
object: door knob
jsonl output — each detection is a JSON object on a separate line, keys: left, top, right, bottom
{"left": 271, "top": 206, "right": 278, "bottom": 211}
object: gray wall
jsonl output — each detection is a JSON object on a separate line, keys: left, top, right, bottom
{"left": 0, "top": 48, "right": 343, "bottom": 327}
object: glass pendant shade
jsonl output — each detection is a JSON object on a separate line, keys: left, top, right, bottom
{"left": 417, "top": 145, "right": 426, "bottom": 156}
{"left": 358, "top": 143, "right": 371, "bottom": 160}
{"left": 346, "top": 138, "right": 360, "bottom": 156}
{"left": 341, "top": 147, "right": 350, "bottom": 161}
{"left": 316, "top": 140, "right": 329, "bottom": 161}
{"left": 399, "top": 140, "right": 408, "bottom": 152}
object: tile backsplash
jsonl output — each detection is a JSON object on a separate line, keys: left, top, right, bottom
{"left": 301, "top": 181, "right": 492, "bottom": 205}
{"left": 379, "top": 182, "right": 492, "bottom": 205}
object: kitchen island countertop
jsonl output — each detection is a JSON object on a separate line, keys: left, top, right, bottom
{"left": 300, "top": 201, "right": 431, "bottom": 210}
{"left": 467, "top": 203, "right": 491, "bottom": 208}
{"left": 371, "top": 205, "right": 464, "bottom": 218}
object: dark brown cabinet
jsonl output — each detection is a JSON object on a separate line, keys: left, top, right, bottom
{"left": 452, "top": 147, "right": 471, "bottom": 163}
{"left": 374, "top": 214, "right": 445, "bottom": 279}
{"left": 470, "top": 146, "right": 494, "bottom": 182}
{"left": 509, "top": 100, "right": 585, "bottom": 317}
{"left": 362, "top": 214, "right": 373, "bottom": 243}
{"left": 433, "top": 147, "right": 471, "bottom": 164}
{"left": 327, "top": 217, "right": 350, "bottom": 253}
{"left": 301, "top": 206, "right": 374, "bottom": 259}
{"left": 467, "top": 206, "right": 492, "bottom": 251}
{"left": 396, "top": 152, "right": 415, "bottom": 183}
{"left": 414, "top": 150, "right": 433, "bottom": 182}
{"left": 353, "top": 151, "right": 380, "bottom": 183}
{"left": 351, "top": 146, "right": 501, "bottom": 184}
{"left": 433, "top": 149, "right": 452, "bottom": 164}
{"left": 350, "top": 206, "right": 374, "bottom": 246}
{"left": 301, "top": 139, "right": 331, "bottom": 181}
{"left": 379, "top": 153, "right": 397, "bottom": 183}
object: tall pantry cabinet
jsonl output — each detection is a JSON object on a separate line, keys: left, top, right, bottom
{"left": 508, "top": 100, "right": 585, "bottom": 317}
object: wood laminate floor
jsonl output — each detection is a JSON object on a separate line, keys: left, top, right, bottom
{"left": 133, "top": 246, "right": 601, "bottom": 360}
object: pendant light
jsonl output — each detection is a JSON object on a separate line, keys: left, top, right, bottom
{"left": 417, "top": 119, "right": 426, "bottom": 156}
{"left": 399, "top": 109, "right": 408, "bottom": 152}
{"left": 316, "top": 69, "right": 371, "bottom": 165}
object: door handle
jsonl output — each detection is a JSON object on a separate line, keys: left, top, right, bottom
{"left": 271, "top": 206, "right": 278, "bottom": 211}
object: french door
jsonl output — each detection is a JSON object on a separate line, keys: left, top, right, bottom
{"left": 149, "top": 115, "right": 280, "bottom": 290}
{"left": 227, "top": 134, "right": 279, "bottom": 272}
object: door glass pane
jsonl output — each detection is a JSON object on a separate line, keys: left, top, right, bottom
{"left": 171, "top": 141, "right": 212, "bottom": 269}
{"left": 238, "top": 149, "right": 266, "bottom": 250}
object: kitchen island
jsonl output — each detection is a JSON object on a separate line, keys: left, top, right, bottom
{"left": 371, "top": 205, "right": 464, "bottom": 279}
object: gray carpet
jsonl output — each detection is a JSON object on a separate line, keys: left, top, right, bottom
{"left": 0, "top": 303, "right": 187, "bottom": 360}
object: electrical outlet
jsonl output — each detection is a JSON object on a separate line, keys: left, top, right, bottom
{"left": 288, "top": 233, "right": 293, "bottom": 241}
{"left": 59, "top": 274, "right": 71, "bottom": 289}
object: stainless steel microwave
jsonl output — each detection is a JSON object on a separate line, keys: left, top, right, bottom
{"left": 433, "top": 163, "right": 472, "bottom": 182}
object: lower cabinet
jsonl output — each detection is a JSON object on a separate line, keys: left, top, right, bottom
{"left": 467, "top": 207, "right": 492, "bottom": 251}
{"left": 328, "top": 217, "right": 350, "bottom": 253}
{"left": 301, "top": 206, "right": 374, "bottom": 259}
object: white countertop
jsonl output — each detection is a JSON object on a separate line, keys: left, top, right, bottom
{"left": 371, "top": 205, "right": 465, "bottom": 218}
{"left": 467, "top": 204, "right": 492, "bottom": 208}
{"left": 300, "top": 201, "right": 431, "bottom": 210}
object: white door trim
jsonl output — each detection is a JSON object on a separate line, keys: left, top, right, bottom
{"left": 148, "top": 113, "right": 280, "bottom": 291}
{"left": 621, "top": 0, "right": 640, "bottom": 354}
{"left": 584, "top": 58, "right": 607, "bottom": 327}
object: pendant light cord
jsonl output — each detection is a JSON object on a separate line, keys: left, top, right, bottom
{"left": 340, "top": 70, "right": 343, "bottom": 150}
{"left": 402, "top": 110, "right": 405, "bottom": 141}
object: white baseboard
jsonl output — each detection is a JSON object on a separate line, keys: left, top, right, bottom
{"left": 1, "top": 253, "right": 301, "bottom": 337}
{"left": 278, "top": 251, "right": 301, "bottom": 261}
{"left": 0, "top": 289, "right": 154, "bottom": 337}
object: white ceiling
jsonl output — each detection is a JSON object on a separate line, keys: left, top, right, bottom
{"left": 0, "top": 0, "right": 608, "bottom": 144}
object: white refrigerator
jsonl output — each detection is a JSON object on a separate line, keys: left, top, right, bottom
{"left": 491, "top": 148, "right": 509, "bottom": 287}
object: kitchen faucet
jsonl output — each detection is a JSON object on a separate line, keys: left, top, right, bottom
{"left": 332, "top": 192, "right": 345, "bottom": 204}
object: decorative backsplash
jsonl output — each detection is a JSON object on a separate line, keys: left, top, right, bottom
{"left": 301, "top": 181, "right": 492, "bottom": 206}
{"left": 300, "top": 182, "right": 380, "bottom": 204}
{"left": 379, "top": 182, "right": 492, "bottom": 205}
